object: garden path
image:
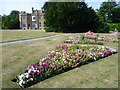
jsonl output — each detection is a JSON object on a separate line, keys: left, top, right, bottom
{"left": 0, "top": 34, "right": 65, "bottom": 46}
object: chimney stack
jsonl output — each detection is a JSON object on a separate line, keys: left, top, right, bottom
{"left": 32, "top": 7, "right": 34, "bottom": 13}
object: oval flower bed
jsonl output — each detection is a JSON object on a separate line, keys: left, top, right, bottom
{"left": 12, "top": 44, "right": 117, "bottom": 88}
{"left": 86, "top": 35, "right": 118, "bottom": 42}
{"left": 64, "top": 36, "right": 104, "bottom": 45}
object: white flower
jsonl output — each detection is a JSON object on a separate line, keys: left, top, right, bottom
{"left": 93, "top": 57, "right": 96, "bottom": 60}
{"left": 18, "top": 74, "right": 24, "bottom": 80}
{"left": 28, "top": 68, "right": 32, "bottom": 73}
{"left": 62, "top": 58, "right": 65, "bottom": 61}
{"left": 24, "top": 73, "right": 29, "bottom": 78}
{"left": 39, "top": 62, "right": 42, "bottom": 65}
{"left": 37, "top": 70, "right": 39, "bottom": 72}
{"left": 30, "top": 78, "right": 33, "bottom": 81}
{"left": 22, "top": 81, "right": 26, "bottom": 84}
{"left": 19, "top": 80, "right": 23, "bottom": 87}
{"left": 34, "top": 70, "right": 37, "bottom": 72}
{"left": 56, "top": 52, "right": 61, "bottom": 55}
{"left": 50, "top": 50, "right": 55, "bottom": 54}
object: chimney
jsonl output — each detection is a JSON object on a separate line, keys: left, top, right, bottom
{"left": 32, "top": 7, "right": 34, "bottom": 13}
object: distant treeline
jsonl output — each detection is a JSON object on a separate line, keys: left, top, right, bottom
{"left": 1, "top": 10, "right": 20, "bottom": 29}
{"left": 1, "top": 1, "right": 120, "bottom": 33}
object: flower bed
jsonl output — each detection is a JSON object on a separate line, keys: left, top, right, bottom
{"left": 111, "top": 32, "right": 120, "bottom": 36}
{"left": 86, "top": 35, "right": 118, "bottom": 42}
{"left": 64, "top": 36, "right": 104, "bottom": 45}
{"left": 85, "top": 31, "right": 95, "bottom": 35}
{"left": 12, "top": 44, "right": 117, "bottom": 88}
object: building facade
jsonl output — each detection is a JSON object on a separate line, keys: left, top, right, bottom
{"left": 19, "top": 7, "right": 45, "bottom": 30}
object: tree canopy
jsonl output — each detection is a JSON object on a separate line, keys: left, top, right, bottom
{"left": 97, "top": 1, "right": 119, "bottom": 23}
{"left": 43, "top": 2, "right": 103, "bottom": 33}
{"left": 109, "top": 7, "right": 120, "bottom": 23}
{"left": 1, "top": 10, "right": 20, "bottom": 29}
{"left": 97, "top": 1, "right": 120, "bottom": 31}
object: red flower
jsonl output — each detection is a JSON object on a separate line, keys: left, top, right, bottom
{"left": 65, "top": 62, "right": 69, "bottom": 64}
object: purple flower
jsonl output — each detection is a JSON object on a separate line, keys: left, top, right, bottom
{"left": 29, "top": 75, "right": 32, "bottom": 78}
{"left": 29, "top": 64, "right": 37, "bottom": 68}
{"left": 49, "top": 66, "right": 53, "bottom": 69}
{"left": 45, "top": 64, "right": 49, "bottom": 67}
{"left": 40, "top": 70, "right": 43, "bottom": 72}
{"left": 82, "top": 49, "right": 84, "bottom": 51}
{"left": 37, "top": 72, "right": 41, "bottom": 75}
{"left": 29, "top": 65, "right": 33, "bottom": 68}
{"left": 31, "top": 72, "right": 35, "bottom": 75}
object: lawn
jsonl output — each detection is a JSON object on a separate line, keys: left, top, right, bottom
{"left": 1, "top": 33, "right": 119, "bottom": 88}
{"left": 1, "top": 30, "right": 60, "bottom": 43}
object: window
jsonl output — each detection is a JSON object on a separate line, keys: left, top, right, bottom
{"left": 22, "top": 16, "right": 26, "bottom": 20}
{"left": 32, "top": 23, "right": 36, "bottom": 28}
{"left": 32, "top": 16, "right": 36, "bottom": 21}
{"left": 22, "top": 23, "right": 26, "bottom": 27}
{"left": 33, "top": 17, "right": 36, "bottom": 20}
{"left": 39, "top": 17, "right": 41, "bottom": 20}
{"left": 28, "top": 24, "right": 30, "bottom": 28}
{"left": 39, "top": 22, "right": 41, "bottom": 27}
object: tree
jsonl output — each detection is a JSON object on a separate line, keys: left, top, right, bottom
{"left": 10, "top": 10, "right": 19, "bottom": 15}
{"left": 97, "top": 0, "right": 120, "bottom": 32}
{"left": 43, "top": 2, "right": 102, "bottom": 33}
{"left": 97, "top": 1, "right": 118, "bottom": 23}
{"left": 1, "top": 10, "right": 20, "bottom": 29}
{"left": 109, "top": 7, "right": 120, "bottom": 23}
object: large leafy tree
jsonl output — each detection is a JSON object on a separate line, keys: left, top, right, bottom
{"left": 97, "top": 0, "right": 120, "bottom": 31}
{"left": 43, "top": 2, "right": 102, "bottom": 33}
{"left": 2, "top": 10, "right": 20, "bottom": 29}
{"left": 109, "top": 7, "right": 120, "bottom": 23}
{"left": 97, "top": 1, "right": 118, "bottom": 23}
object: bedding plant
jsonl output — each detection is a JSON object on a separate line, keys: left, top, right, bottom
{"left": 12, "top": 44, "right": 117, "bottom": 88}
{"left": 64, "top": 36, "right": 104, "bottom": 45}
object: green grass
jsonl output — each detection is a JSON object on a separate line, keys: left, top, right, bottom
{"left": 1, "top": 33, "right": 118, "bottom": 88}
{"left": 1, "top": 30, "right": 61, "bottom": 43}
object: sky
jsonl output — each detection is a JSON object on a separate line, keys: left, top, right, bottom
{"left": 0, "top": 0, "right": 119, "bottom": 15}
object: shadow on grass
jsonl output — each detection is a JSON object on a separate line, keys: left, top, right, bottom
{"left": 11, "top": 52, "right": 117, "bottom": 88}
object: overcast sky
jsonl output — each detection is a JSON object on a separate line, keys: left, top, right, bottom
{"left": 0, "top": 0, "right": 119, "bottom": 15}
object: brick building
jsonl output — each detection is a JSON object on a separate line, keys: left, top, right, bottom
{"left": 19, "top": 7, "right": 45, "bottom": 30}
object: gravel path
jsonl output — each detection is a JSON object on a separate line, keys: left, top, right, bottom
{"left": 0, "top": 34, "right": 65, "bottom": 46}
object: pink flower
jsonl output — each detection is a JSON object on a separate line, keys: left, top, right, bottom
{"left": 66, "top": 55, "right": 70, "bottom": 58}
{"left": 63, "top": 66, "right": 66, "bottom": 68}
{"left": 72, "top": 65, "right": 75, "bottom": 68}
{"left": 76, "top": 59, "right": 79, "bottom": 62}
{"left": 37, "top": 72, "right": 41, "bottom": 75}
{"left": 38, "top": 67, "right": 42, "bottom": 69}
{"left": 29, "top": 65, "right": 33, "bottom": 68}
{"left": 71, "top": 56, "right": 76, "bottom": 59}
{"left": 75, "top": 63, "right": 79, "bottom": 66}
{"left": 93, "top": 57, "right": 96, "bottom": 61}
{"left": 29, "top": 75, "right": 32, "bottom": 78}
{"left": 54, "top": 68, "right": 56, "bottom": 70}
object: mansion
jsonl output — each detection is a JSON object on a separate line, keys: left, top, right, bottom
{"left": 19, "top": 7, "right": 45, "bottom": 30}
